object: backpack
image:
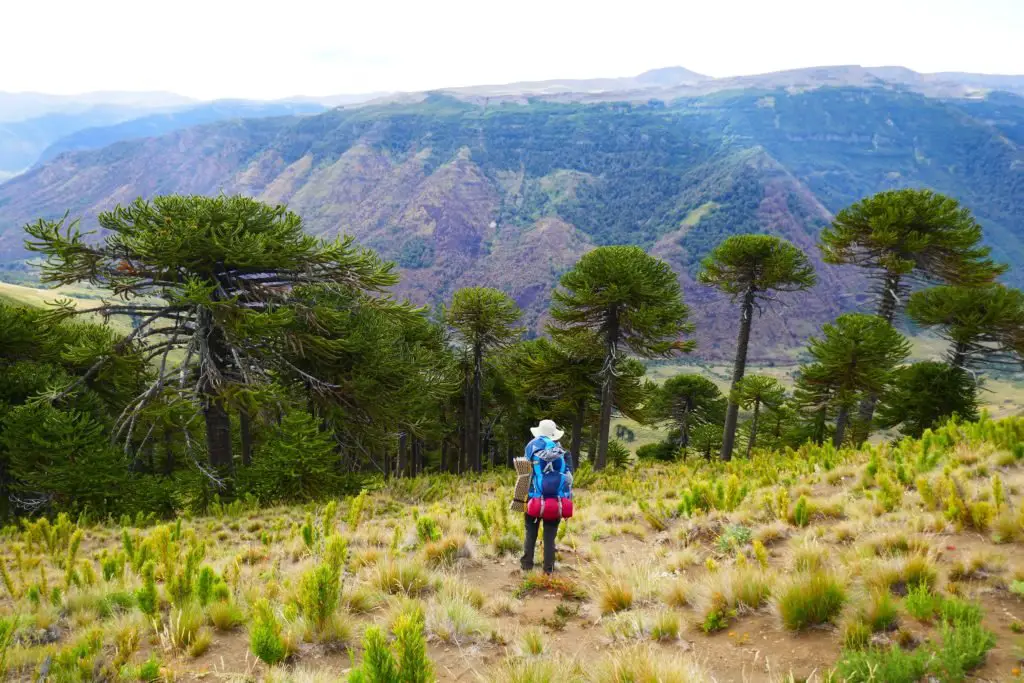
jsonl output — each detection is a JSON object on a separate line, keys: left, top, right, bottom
{"left": 525, "top": 438, "right": 574, "bottom": 520}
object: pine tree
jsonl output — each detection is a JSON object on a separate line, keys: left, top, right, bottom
{"left": 0, "top": 301, "right": 144, "bottom": 518}
{"left": 876, "top": 362, "right": 979, "bottom": 438}
{"left": 653, "top": 374, "right": 725, "bottom": 457}
{"left": 551, "top": 246, "right": 693, "bottom": 470}
{"left": 906, "top": 284, "right": 1024, "bottom": 370}
{"left": 797, "top": 314, "right": 910, "bottom": 447}
{"left": 282, "top": 286, "right": 458, "bottom": 478}
{"left": 25, "top": 195, "right": 396, "bottom": 477}
{"left": 819, "top": 189, "right": 1004, "bottom": 433}
{"left": 691, "top": 423, "right": 724, "bottom": 461}
{"left": 446, "top": 287, "right": 522, "bottom": 473}
{"left": 732, "top": 375, "right": 786, "bottom": 457}
{"left": 238, "top": 411, "right": 342, "bottom": 502}
{"left": 698, "top": 235, "right": 815, "bottom": 460}
{"left": 518, "top": 331, "right": 603, "bottom": 460}
{"left": 792, "top": 363, "right": 836, "bottom": 446}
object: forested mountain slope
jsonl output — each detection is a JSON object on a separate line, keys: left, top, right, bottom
{"left": 0, "top": 87, "right": 1021, "bottom": 358}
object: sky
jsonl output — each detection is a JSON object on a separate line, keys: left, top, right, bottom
{"left": 3, "top": 0, "right": 1023, "bottom": 100}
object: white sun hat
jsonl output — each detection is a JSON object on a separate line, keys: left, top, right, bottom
{"left": 530, "top": 419, "right": 564, "bottom": 441}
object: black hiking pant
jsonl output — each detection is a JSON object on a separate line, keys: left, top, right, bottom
{"left": 521, "top": 514, "right": 559, "bottom": 573}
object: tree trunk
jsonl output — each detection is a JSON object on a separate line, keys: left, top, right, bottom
{"left": 471, "top": 344, "right": 484, "bottom": 473}
{"left": 203, "top": 395, "right": 234, "bottom": 475}
{"left": 745, "top": 399, "right": 761, "bottom": 458}
{"left": 813, "top": 406, "right": 827, "bottom": 445}
{"left": 0, "top": 460, "right": 8, "bottom": 522}
{"left": 239, "top": 408, "right": 253, "bottom": 467}
{"left": 440, "top": 440, "right": 449, "bottom": 473}
{"left": 461, "top": 373, "right": 472, "bottom": 473}
{"left": 506, "top": 442, "right": 514, "bottom": 468}
{"left": 198, "top": 309, "right": 233, "bottom": 477}
{"left": 395, "top": 436, "right": 407, "bottom": 479}
{"left": 163, "top": 429, "right": 175, "bottom": 476}
{"left": 596, "top": 306, "right": 620, "bottom": 471}
{"left": 722, "top": 288, "right": 756, "bottom": 461}
{"left": 571, "top": 400, "right": 585, "bottom": 465}
{"left": 951, "top": 340, "right": 970, "bottom": 370}
{"left": 679, "top": 403, "right": 691, "bottom": 449}
{"left": 834, "top": 404, "right": 851, "bottom": 448}
{"left": 856, "top": 272, "right": 903, "bottom": 443}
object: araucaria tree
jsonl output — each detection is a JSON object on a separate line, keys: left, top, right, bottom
{"left": 876, "top": 361, "right": 979, "bottom": 438}
{"left": 654, "top": 374, "right": 725, "bottom": 457}
{"left": 446, "top": 287, "right": 522, "bottom": 473}
{"left": 819, "top": 189, "right": 1004, "bottom": 431}
{"left": 519, "top": 330, "right": 604, "bottom": 460}
{"left": 907, "top": 284, "right": 1024, "bottom": 370}
{"left": 698, "top": 235, "right": 816, "bottom": 460}
{"left": 25, "top": 195, "right": 398, "bottom": 477}
{"left": 732, "top": 375, "right": 786, "bottom": 457}
{"left": 797, "top": 313, "right": 910, "bottom": 447}
{"left": 552, "top": 246, "right": 693, "bottom": 470}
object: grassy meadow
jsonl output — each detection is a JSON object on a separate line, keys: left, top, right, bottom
{"left": 4, "top": 418, "right": 1024, "bottom": 681}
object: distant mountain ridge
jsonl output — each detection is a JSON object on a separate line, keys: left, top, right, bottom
{"left": 0, "top": 92, "right": 383, "bottom": 178}
{"left": 35, "top": 101, "right": 329, "bottom": 164}
{"left": 2, "top": 80, "right": 1022, "bottom": 359}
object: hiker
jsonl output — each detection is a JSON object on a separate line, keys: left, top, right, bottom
{"left": 520, "top": 419, "right": 574, "bottom": 574}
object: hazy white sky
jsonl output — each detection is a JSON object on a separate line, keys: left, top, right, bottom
{"left": 3, "top": 0, "right": 1022, "bottom": 100}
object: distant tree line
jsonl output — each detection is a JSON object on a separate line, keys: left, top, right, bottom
{"left": 1, "top": 188, "right": 1020, "bottom": 519}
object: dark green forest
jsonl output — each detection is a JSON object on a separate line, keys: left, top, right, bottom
{"left": 1, "top": 186, "right": 1020, "bottom": 521}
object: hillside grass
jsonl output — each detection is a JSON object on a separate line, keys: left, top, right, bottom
{"left": 3, "top": 416, "right": 1024, "bottom": 681}
{"left": 0, "top": 281, "right": 153, "bottom": 334}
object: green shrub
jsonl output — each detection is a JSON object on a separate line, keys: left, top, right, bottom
{"left": 416, "top": 516, "right": 442, "bottom": 544}
{"left": 636, "top": 442, "right": 677, "bottom": 462}
{"left": 716, "top": 524, "right": 753, "bottom": 553}
{"left": 136, "top": 561, "right": 158, "bottom": 616}
{"left": 0, "top": 615, "right": 17, "bottom": 674}
{"left": 249, "top": 601, "right": 286, "bottom": 665}
{"left": 238, "top": 411, "right": 347, "bottom": 503}
{"left": 351, "top": 627, "right": 399, "bottom": 682}
{"left": 777, "top": 572, "right": 846, "bottom": 630}
{"left": 904, "top": 584, "right": 942, "bottom": 622}
{"left": 137, "top": 655, "right": 162, "bottom": 682}
{"left": 792, "top": 496, "right": 810, "bottom": 527}
{"left": 98, "top": 590, "right": 135, "bottom": 618}
{"left": 934, "top": 620, "right": 995, "bottom": 678}
{"left": 325, "top": 534, "right": 349, "bottom": 575}
{"left": 195, "top": 566, "right": 216, "bottom": 607}
{"left": 298, "top": 562, "right": 342, "bottom": 631}
{"left": 939, "top": 596, "right": 983, "bottom": 627}
{"left": 836, "top": 645, "right": 929, "bottom": 683}
{"left": 607, "top": 440, "right": 632, "bottom": 469}
{"left": 394, "top": 606, "right": 433, "bottom": 682}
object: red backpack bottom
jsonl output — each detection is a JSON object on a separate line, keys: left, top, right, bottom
{"left": 526, "top": 497, "right": 573, "bottom": 520}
